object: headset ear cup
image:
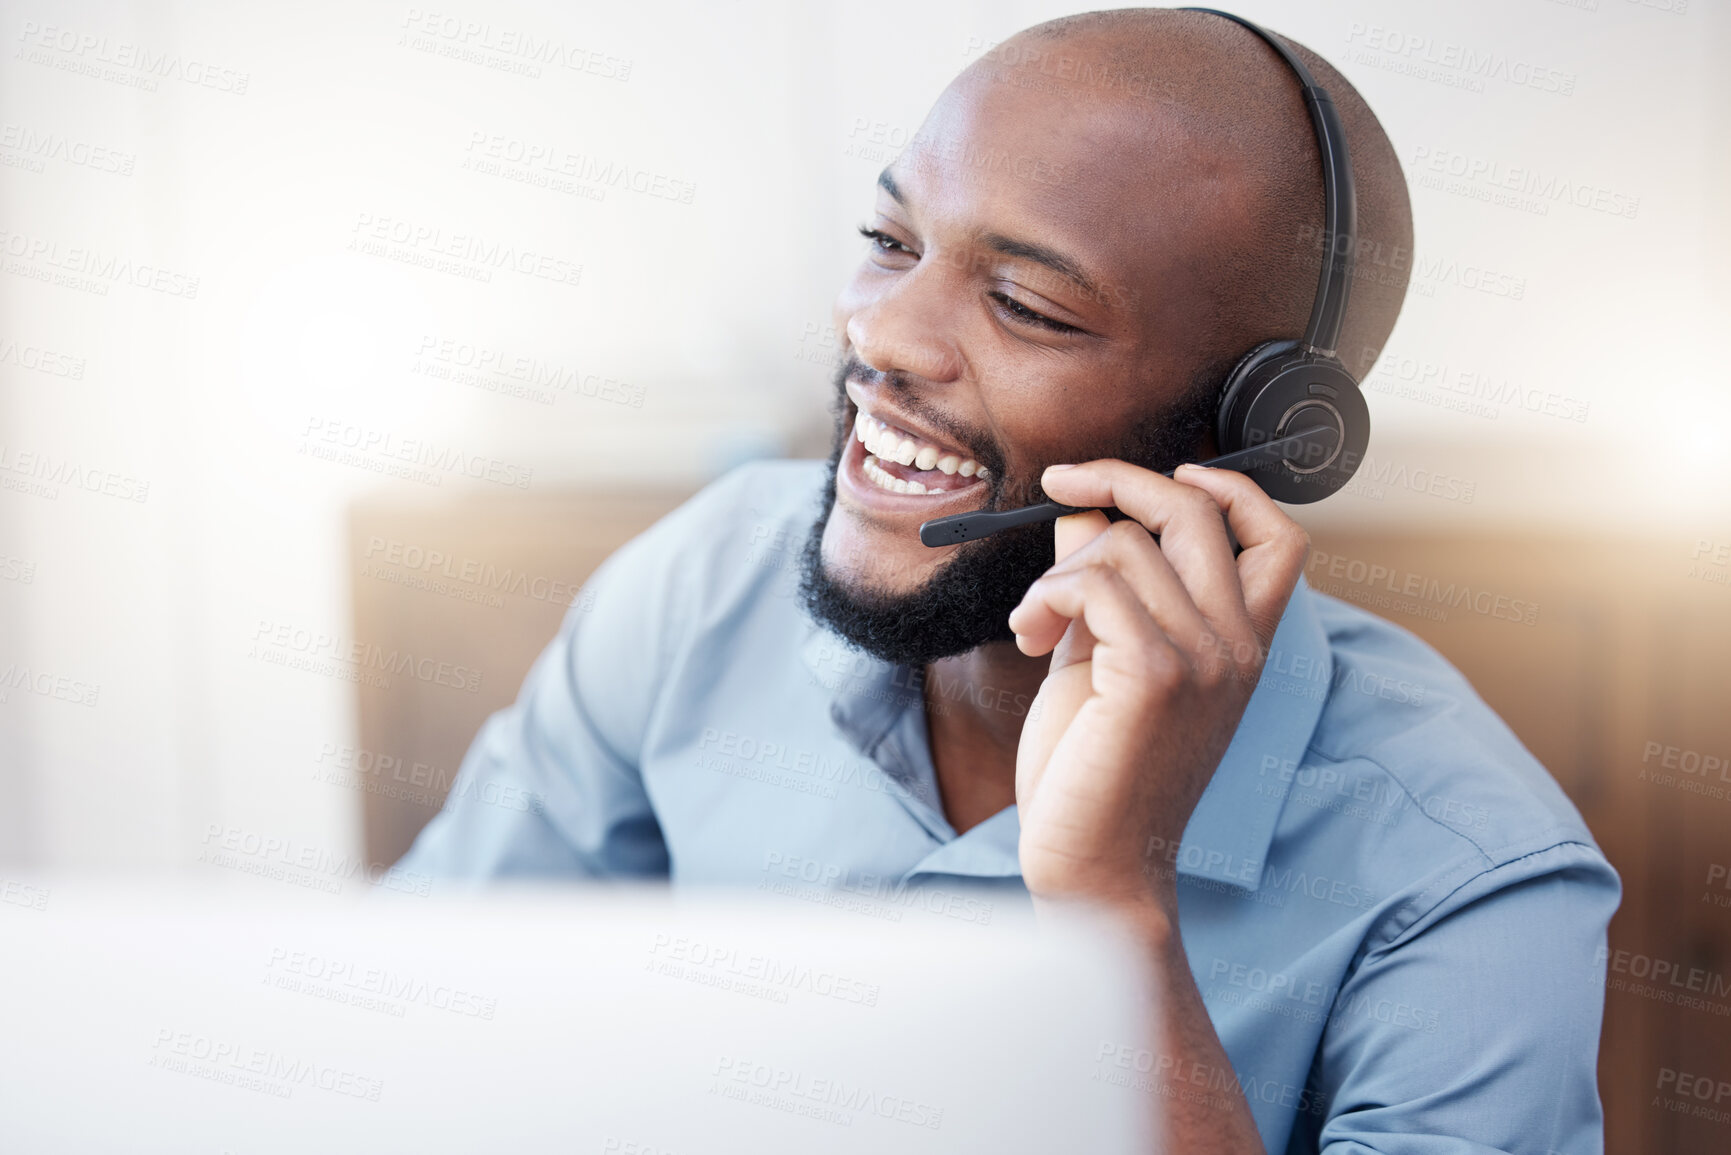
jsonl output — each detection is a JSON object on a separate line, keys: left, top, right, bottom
{"left": 1215, "top": 339, "right": 1302, "bottom": 453}
{"left": 1251, "top": 360, "right": 1369, "bottom": 503}
{"left": 1212, "top": 340, "right": 1370, "bottom": 504}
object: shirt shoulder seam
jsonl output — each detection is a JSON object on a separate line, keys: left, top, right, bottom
{"left": 1371, "top": 836, "right": 1610, "bottom": 955}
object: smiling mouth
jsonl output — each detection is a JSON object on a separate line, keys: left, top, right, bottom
{"left": 851, "top": 404, "right": 989, "bottom": 496}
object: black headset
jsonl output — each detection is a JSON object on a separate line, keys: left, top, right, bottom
{"left": 1181, "top": 7, "right": 1368, "bottom": 504}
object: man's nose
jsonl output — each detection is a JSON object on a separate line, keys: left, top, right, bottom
{"left": 844, "top": 268, "right": 966, "bottom": 385}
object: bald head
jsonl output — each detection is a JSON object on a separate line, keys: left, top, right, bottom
{"left": 966, "top": 8, "right": 1413, "bottom": 378}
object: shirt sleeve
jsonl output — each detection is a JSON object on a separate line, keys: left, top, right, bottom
{"left": 1302, "top": 839, "right": 1621, "bottom": 1155}
{"left": 391, "top": 492, "right": 704, "bottom": 881}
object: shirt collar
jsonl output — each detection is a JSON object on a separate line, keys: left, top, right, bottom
{"left": 798, "top": 577, "right": 1330, "bottom": 892}
{"left": 1175, "top": 575, "right": 1330, "bottom": 891}
{"left": 798, "top": 627, "right": 942, "bottom": 813}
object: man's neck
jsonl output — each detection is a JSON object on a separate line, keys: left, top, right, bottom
{"left": 921, "top": 640, "right": 1050, "bottom": 834}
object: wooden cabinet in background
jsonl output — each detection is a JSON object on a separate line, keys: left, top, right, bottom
{"left": 1303, "top": 534, "right": 1731, "bottom": 1155}
{"left": 348, "top": 490, "right": 694, "bottom": 868}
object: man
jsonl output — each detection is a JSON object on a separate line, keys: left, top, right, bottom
{"left": 399, "top": 9, "right": 1619, "bottom": 1153}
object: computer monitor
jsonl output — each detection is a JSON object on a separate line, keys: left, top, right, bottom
{"left": 0, "top": 879, "right": 1157, "bottom": 1152}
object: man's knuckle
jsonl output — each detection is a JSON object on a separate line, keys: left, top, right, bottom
{"left": 1180, "top": 486, "right": 1219, "bottom": 514}
{"left": 1249, "top": 609, "right": 1282, "bottom": 642}
{"left": 1145, "top": 646, "right": 1186, "bottom": 688}
{"left": 1105, "top": 519, "right": 1150, "bottom": 550}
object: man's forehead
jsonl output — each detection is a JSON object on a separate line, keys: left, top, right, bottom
{"left": 884, "top": 68, "right": 1232, "bottom": 307}
{"left": 932, "top": 51, "right": 1213, "bottom": 173}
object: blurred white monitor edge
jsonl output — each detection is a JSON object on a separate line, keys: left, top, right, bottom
{"left": 0, "top": 876, "right": 1157, "bottom": 1154}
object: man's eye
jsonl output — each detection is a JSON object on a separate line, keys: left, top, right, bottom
{"left": 857, "top": 225, "right": 913, "bottom": 255}
{"left": 990, "top": 291, "right": 1079, "bottom": 334}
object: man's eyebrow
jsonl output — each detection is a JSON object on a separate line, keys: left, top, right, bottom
{"left": 981, "top": 232, "right": 1101, "bottom": 302}
{"left": 873, "top": 169, "right": 1103, "bottom": 304}
{"left": 876, "top": 168, "right": 904, "bottom": 204}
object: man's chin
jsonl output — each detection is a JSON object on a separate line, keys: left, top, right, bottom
{"left": 819, "top": 504, "right": 941, "bottom": 591}
{"left": 799, "top": 567, "right": 1014, "bottom": 668}
{"left": 797, "top": 493, "right": 1049, "bottom": 668}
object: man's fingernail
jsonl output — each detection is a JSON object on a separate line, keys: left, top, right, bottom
{"left": 1045, "top": 463, "right": 1076, "bottom": 472}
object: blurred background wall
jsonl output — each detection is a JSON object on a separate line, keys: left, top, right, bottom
{"left": 2, "top": 1, "right": 1728, "bottom": 1150}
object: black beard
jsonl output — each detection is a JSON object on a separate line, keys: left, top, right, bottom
{"left": 796, "top": 356, "right": 1222, "bottom": 667}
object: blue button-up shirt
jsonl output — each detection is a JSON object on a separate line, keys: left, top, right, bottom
{"left": 399, "top": 459, "right": 1620, "bottom": 1155}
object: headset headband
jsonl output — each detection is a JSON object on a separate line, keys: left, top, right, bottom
{"left": 1180, "top": 8, "right": 1357, "bottom": 357}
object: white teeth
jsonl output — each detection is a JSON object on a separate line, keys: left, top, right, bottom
{"left": 860, "top": 425, "right": 888, "bottom": 459}
{"left": 862, "top": 453, "right": 932, "bottom": 496}
{"left": 854, "top": 405, "right": 987, "bottom": 486}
